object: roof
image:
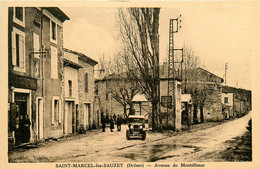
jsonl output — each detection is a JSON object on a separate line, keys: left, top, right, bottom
{"left": 128, "top": 115, "right": 145, "bottom": 119}
{"left": 43, "top": 7, "right": 70, "bottom": 22}
{"left": 132, "top": 94, "right": 148, "bottom": 102}
{"left": 197, "top": 67, "right": 224, "bottom": 83}
{"left": 64, "top": 58, "right": 82, "bottom": 69}
{"left": 222, "top": 85, "right": 252, "bottom": 93}
{"left": 181, "top": 94, "right": 192, "bottom": 103}
{"left": 63, "top": 48, "right": 98, "bottom": 66}
{"left": 159, "top": 63, "right": 223, "bottom": 82}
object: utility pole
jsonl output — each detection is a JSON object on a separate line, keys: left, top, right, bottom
{"left": 167, "top": 15, "right": 183, "bottom": 130}
{"left": 225, "top": 63, "right": 228, "bottom": 86}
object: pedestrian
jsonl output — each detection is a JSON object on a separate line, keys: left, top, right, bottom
{"left": 116, "top": 115, "right": 122, "bottom": 131}
{"left": 110, "top": 116, "right": 114, "bottom": 132}
{"left": 23, "top": 114, "right": 31, "bottom": 143}
{"left": 20, "top": 114, "right": 31, "bottom": 143}
{"left": 101, "top": 113, "right": 106, "bottom": 132}
{"left": 106, "top": 113, "right": 109, "bottom": 124}
{"left": 113, "top": 114, "right": 116, "bottom": 124}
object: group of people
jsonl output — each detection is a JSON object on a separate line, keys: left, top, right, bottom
{"left": 101, "top": 113, "right": 123, "bottom": 132}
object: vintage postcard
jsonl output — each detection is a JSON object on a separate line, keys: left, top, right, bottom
{"left": 1, "top": 1, "right": 259, "bottom": 169}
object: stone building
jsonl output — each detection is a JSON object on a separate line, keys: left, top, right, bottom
{"left": 94, "top": 72, "right": 134, "bottom": 119}
{"left": 183, "top": 67, "right": 224, "bottom": 122}
{"left": 63, "top": 48, "right": 98, "bottom": 133}
{"left": 160, "top": 63, "right": 224, "bottom": 123}
{"left": 222, "top": 86, "right": 252, "bottom": 118}
{"left": 8, "top": 7, "right": 69, "bottom": 146}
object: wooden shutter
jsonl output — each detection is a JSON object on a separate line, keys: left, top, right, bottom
{"left": 51, "top": 99, "right": 55, "bottom": 125}
{"left": 33, "top": 33, "right": 40, "bottom": 58}
{"left": 51, "top": 47, "right": 58, "bottom": 79}
{"left": 19, "top": 35, "right": 25, "bottom": 68}
{"left": 12, "top": 32, "right": 17, "bottom": 66}
{"left": 58, "top": 100, "right": 62, "bottom": 123}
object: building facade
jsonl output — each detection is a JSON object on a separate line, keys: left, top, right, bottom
{"left": 63, "top": 48, "right": 98, "bottom": 132}
{"left": 222, "top": 86, "right": 252, "bottom": 118}
{"left": 8, "top": 7, "right": 69, "bottom": 146}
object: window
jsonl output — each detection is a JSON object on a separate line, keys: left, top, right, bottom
{"left": 12, "top": 27, "right": 25, "bottom": 72}
{"left": 106, "top": 93, "right": 108, "bottom": 100}
{"left": 15, "top": 7, "right": 23, "bottom": 21}
{"left": 52, "top": 97, "right": 61, "bottom": 124}
{"left": 68, "top": 80, "right": 72, "bottom": 97}
{"left": 224, "top": 97, "right": 228, "bottom": 104}
{"left": 51, "top": 46, "right": 58, "bottom": 79}
{"left": 85, "top": 73, "right": 88, "bottom": 92}
{"left": 51, "top": 21, "right": 56, "bottom": 40}
{"left": 50, "top": 20, "right": 57, "bottom": 43}
{"left": 13, "top": 7, "right": 25, "bottom": 27}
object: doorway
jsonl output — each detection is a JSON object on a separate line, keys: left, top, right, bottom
{"left": 36, "top": 98, "right": 44, "bottom": 139}
{"left": 14, "top": 92, "right": 30, "bottom": 144}
{"left": 64, "top": 101, "right": 74, "bottom": 134}
{"left": 84, "top": 103, "right": 91, "bottom": 130}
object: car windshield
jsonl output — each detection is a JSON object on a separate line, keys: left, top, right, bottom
{"left": 128, "top": 118, "right": 144, "bottom": 123}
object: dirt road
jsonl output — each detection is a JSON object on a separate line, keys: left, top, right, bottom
{"left": 9, "top": 112, "right": 251, "bottom": 162}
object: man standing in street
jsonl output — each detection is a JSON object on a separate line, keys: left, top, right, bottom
{"left": 110, "top": 116, "right": 114, "bottom": 132}
{"left": 101, "top": 113, "right": 106, "bottom": 132}
{"left": 117, "top": 114, "right": 122, "bottom": 131}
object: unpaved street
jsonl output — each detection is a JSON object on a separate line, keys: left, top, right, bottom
{"left": 9, "top": 112, "right": 251, "bottom": 162}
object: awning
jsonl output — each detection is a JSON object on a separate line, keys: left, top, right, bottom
{"left": 132, "top": 94, "right": 148, "bottom": 102}
{"left": 181, "top": 94, "right": 192, "bottom": 104}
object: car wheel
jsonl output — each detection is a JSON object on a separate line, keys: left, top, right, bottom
{"left": 126, "top": 130, "right": 130, "bottom": 140}
{"left": 142, "top": 131, "right": 146, "bottom": 140}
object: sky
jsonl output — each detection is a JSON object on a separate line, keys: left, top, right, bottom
{"left": 61, "top": 3, "right": 259, "bottom": 90}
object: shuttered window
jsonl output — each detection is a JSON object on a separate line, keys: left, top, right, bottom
{"left": 12, "top": 27, "right": 25, "bottom": 72}
{"left": 33, "top": 32, "right": 40, "bottom": 58}
{"left": 15, "top": 7, "right": 23, "bottom": 21}
{"left": 51, "top": 46, "right": 58, "bottom": 79}
{"left": 52, "top": 97, "right": 61, "bottom": 125}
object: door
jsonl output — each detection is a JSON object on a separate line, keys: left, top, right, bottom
{"left": 84, "top": 104, "right": 88, "bottom": 130}
{"left": 37, "top": 98, "right": 44, "bottom": 139}
{"left": 76, "top": 105, "right": 79, "bottom": 132}
{"left": 84, "top": 104, "right": 91, "bottom": 130}
{"left": 64, "top": 101, "right": 74, "bottom": 134}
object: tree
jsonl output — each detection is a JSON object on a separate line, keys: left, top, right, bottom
{"left": 117, "top": 8, "right": 161, "bottom": 131}
{"left": 182, "top": 46, "right": 214, "bottom": 123}
{"left": 96, "top": 56, "right": 140, "bottom": 119}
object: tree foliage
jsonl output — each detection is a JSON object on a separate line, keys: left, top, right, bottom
{"left": 117, "top": 8, "right": 161, "bottom": 130}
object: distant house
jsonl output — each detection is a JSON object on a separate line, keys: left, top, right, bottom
{"left": 63, "top": 48, "right": 98, "bottom": 133}
{"left": 160, "top": 64, "right": 224, "bottom": 123}
{"left": 222, "top": 86, "right": 251, "bottom": 118}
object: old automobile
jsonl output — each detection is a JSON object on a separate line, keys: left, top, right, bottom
{"left": 126, "top": 115, "right": 146, "bottom": 140}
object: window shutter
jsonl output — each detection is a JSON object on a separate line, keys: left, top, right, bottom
{"left": 51, "top": 99, "right": 55, "bottom": 125}
{"left": 51, "top": 47, "right": 58, "bottom": 79}
{"left": 12, "top": 32, "right": 17, "bottom": 66}
{"left": 19, "top": 35, "right": 25, "bottom": 68}
{"left": 33, "top": 33, "right": 40, "bottom": 58}
{"left": 58, "top": 100, "right": 62, "bottom": 123}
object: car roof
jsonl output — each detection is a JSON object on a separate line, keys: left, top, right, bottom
{"left": 128, "top": 115, "right": 145, "bottom": 119}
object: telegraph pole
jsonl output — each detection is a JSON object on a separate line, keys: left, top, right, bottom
{"left": 167, "top": 15, "right": 183, "bottom": 130}
{"left": 225, "top": 63, "right": 228, "bottom": 86}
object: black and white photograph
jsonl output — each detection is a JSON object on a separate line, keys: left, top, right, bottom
{"left": 0, "top": 1, "right": 259, "bottom": 169}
